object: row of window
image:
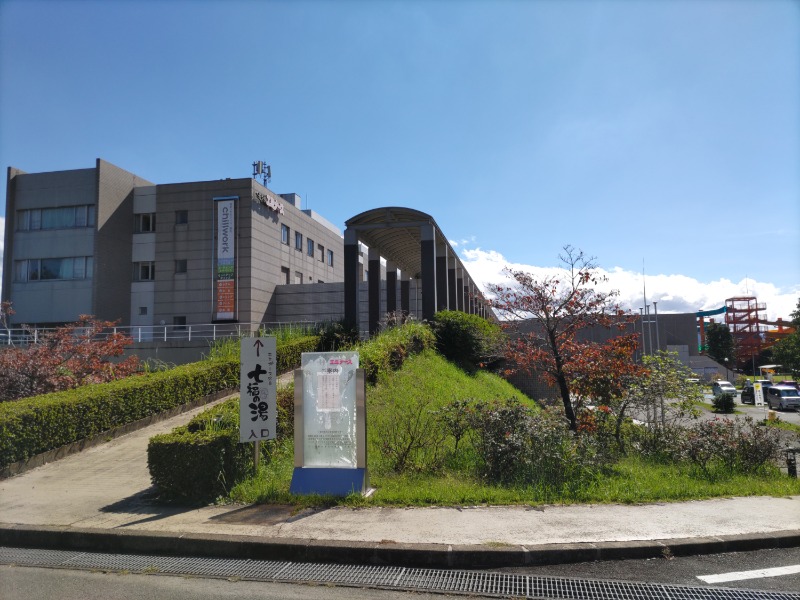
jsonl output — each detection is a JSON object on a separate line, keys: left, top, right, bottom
{"left": 280, "top": 224, "right": 334, "bottom": 266}
{"left": 14, "top": 257, "right": 93, "bottom": 281}
{"left": 17, "top": 206, "right": 97, "bottom": 231}
{"left": 133, "top": 260, "right": 188, "bottom": 281}
{"left": 134, "top": 211, "right": 188, "bottom": 233}
{"left": 280, "top": 267, "right": 324, "bottom": 285}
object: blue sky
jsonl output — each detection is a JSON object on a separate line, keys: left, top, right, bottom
{"left": 1, "top": 0, "right": 798, "bottom": 319}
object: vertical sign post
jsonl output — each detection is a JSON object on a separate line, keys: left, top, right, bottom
{"left": 289, "top": 352, "right": 369, "bottom": 496}
{"left": 240, "top": 337, "right": 277, "bottom": 467}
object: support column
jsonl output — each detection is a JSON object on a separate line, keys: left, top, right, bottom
{"left": 368, "top": 247, "right": 381, "bottom": 335}
{"left": 456, "top": 270, "right": 464, "bottom": 312}
{"left": 386, "top": 261, "right": 397, "bottom": 316}
{"left": 436, "top": 243, "right": 449, "bottom": 312}
{"left": 400, "top": 278, "right": 410, "bottom": 316}
{"left": 448, "top": 262, "right": 457, "bottom": 311}
{"left": 344, "top": 228, "right": 359, "bottom": 328}
{"left": 420, "top": 224, "right": 437, "bottom": 321}
{"left": 468, "top": 280, "right": 475, "bottom": 314}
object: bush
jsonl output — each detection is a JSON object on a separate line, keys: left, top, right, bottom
{"left": 679, "top": 417, "right": 783, "bottom": 478}
{"left": 148, "top": 425, "right": 250, "bottom": 503}
{"left": 276, "top": 335, "right": 319, "bottom": 374}
{"left": 712, "top": 392, "right": 735, "bottom": 414}
{"left": 0, "top": 359, "right": 237, "bottom": 468}
{"left": 431, "top": 310, "right": 504, "bottom": 371}
{"left": 359, "top": 322, "right": 435, "bottom": 384}
{"left": 316, "top": 320, "right": 359, "bottom": 351}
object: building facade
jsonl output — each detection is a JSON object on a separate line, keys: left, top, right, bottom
{"left": 4, "top": 160, "right": 344, "bottom": 329}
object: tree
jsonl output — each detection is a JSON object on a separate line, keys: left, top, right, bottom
{"left": 772, "top": 297, "right": 800, "bottom": 377}
{"left": 705, "top": 321, "right": 735, "bottom": 366}
{"left": 0, "top": 313, "right": 139, "bottom": 401}
{"left": 489, "top": 246, "right": 638, "bottom": 430}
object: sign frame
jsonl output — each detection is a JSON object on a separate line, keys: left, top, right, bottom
{"left": 239, "top": 336, "right": 277, "bottom": 443}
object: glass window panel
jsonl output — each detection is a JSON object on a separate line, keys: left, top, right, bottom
{"left": 40, "top": 258, "right": 63, "bottom": 279}
{"left": 30, "top": 210, "right": 41, "bottom": 230}
{"left": 88, "top": 205, "right": 96, "bottom": 227}
{"left": 75, "top": 206, "right": 87, "bottom": 227}
{"left": 29, "top": 260, "right": 40, "bottom": 280}
{"left": 17, "top": 210, "right": 30, "bottom": 231}
{"left": 14, "top": 261, "right": 28, "bottom": 282}
{"left": 73, "top": 257, "right": 86, "bottom": 279}
{"left": 86, "top": 257, "right": 93, "bottom": 279}
{"left": 42, "top": 207, "right": 76, "bottom": 229}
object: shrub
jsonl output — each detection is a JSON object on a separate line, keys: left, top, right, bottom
{"left": 431, "top": 310, "right": 504, "bottom": 371}
{"left": 359, "top": 322, "right": 435, "bottom": 384}
{"left": 316, "top": 320, "right": 359, "bottom": 352}
{"left": 467, "top": 398, "right": 533, "bottom": 483}
{"left": 373, "top": 390, "right": 446, "bottom": 473}
{"left": 0, "top": 359, "right": 237, "bottom": 468}
{"left": 148, "top": 426, "right": 250, "bottom": 503}
{"left": 276, "top": 335, "right": 319, "bottom": 374}
{"left": 712, "top": 392, "right": 735, "bottom": 414}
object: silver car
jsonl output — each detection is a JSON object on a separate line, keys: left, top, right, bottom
{"left": 766, "top": 386, "right": 800, "bottom": 410}
{"left": 712, "top": 381, "right": 737, "bottom": 398}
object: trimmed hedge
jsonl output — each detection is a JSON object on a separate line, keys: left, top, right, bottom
{"left": 431, "top": 310, "right": 504, "bottom": 371}
{"left": 359, "top": 322, "right": 436, "bottom": 384}
{"left": 276, "top": 335, "right": 319, "bottom": 374}
{"left": 0, "top": 359, "right": 238, "bottom": 468}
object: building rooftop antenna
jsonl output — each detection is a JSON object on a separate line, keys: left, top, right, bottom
{"left": 252, "top": 161, "right": 271, "bottom": 187}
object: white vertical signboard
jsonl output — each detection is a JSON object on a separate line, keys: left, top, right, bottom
{"left": 300, "top": 352, "right": 359, "bottom": 467}
{"left": 754, "top": 382, "right": 765, "bottom": 407}
{"left": 240, "top": 337, "right": 277, "bottom": 442}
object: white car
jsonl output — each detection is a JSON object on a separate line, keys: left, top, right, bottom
{"left": 712, "top": 381, "right": 737, "bottom": 398}
{"left": 766, "top": 385, "right": 800, "bottom": 410}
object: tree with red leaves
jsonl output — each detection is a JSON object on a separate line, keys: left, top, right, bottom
{"left": 0, "top": 311, "right": 139, "bottom": 401}
{"left": 489, "top": 246, "right": 639, "bottom": 431}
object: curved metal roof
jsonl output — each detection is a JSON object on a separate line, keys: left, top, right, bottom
{"left": 345, "top": 207, "right": 451, "bottom": 277}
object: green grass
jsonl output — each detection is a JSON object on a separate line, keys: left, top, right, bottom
{"left": 226, "top": 350, "right": 800, "bottom": 507}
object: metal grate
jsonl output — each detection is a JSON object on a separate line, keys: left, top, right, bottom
{"left": 1, "top": 546, "right": 797, "bottom": 600}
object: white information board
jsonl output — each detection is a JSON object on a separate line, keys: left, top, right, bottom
{"left": 754, "top": 382, "right": 765, "bottom": 407}
{"left": 239, "top": 337, "right": 277, "bottom": 442}
{"left": 300, "top": 352, "right": 359, "bottom": 468}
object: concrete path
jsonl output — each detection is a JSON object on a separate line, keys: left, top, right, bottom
{"left": 1, "top": 399, "right": 799, "bottom": 567}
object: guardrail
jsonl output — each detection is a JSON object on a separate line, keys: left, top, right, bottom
{"left": 0, "top": 321, "right": 325, "bottom": 346}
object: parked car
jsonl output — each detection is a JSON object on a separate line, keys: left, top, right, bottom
{"left": 712, "top": 380, "right": 737, "bottom": 398}
{"left": 766, "top": 385, "right": 800, "bottom": 411}
{"left": 741, "top": 379, "right": 773, "bottom": 404}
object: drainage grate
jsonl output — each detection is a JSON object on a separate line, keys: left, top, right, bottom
{"left": 1, "top": 546, "right": 798, "bottom": 600}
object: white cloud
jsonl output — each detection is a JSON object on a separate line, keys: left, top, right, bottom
{"left": 460, "top": 246, "right": 799, "bottom": 322}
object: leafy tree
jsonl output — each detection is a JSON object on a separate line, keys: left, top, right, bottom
{"left": 705, "top": 321, "right": 735, "bottom": 365}
{"left": 0, "top": 313, "right": 139, "bottom": 401}
{"left": 489, "top": 246, "right": 638, "bottom": 430}
{"left": 772, "top": 297, "right": 800, "bottom": 377}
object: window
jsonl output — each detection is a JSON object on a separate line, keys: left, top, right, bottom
{"left": 175, "top": 210, "right": 189, "bottom": 225}
{"left": 133, "top": 261, "right": 155, "bottom": 281}
{"left": 327, "top": 249, "right": 334, "bottom": 267}
{"left": 138, "top": 307, "right": 148, "bottom": 316}
{"left": 281, "top": 224, "right": 290, "bottom": 245}
{"left": 318, "top": 243, "right": 324, "bottom": 262}
{"left": 280, "top": 266, "right": 290, "bottom": 284}
{"left": 175, "top": 259, "right": 187, "bottom": 274}
{"left": 295, "top": 271, "right": 303, "bottom": 284}
{"left": 17, "top": 205, "right": 96, "bottom": 231}
{"left": 295, "top": 231, "right": 303, "bottom": 250}
{"left": 135, "top": 213, "right": 156, "bottom": 233}
{"left": 173, "top": 316, "right": 187, "bottom": 331}
{"left": 307, "top": 238, "right": 315, "bottom": 256}
{"left": 14, "top": 257, "right": 93, "bottom": 282}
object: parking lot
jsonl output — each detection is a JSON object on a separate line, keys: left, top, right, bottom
{"left": 702, "top": 390, "right": 800, "bottom": 427}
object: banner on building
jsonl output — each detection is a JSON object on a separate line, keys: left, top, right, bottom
{"left": 214, "top": 197, "right": 237, "bottom": 320}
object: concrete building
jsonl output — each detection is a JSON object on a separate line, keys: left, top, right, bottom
{"left": 4, "top": 160, "right": 344, "bottom": 330}
{"left": 3, "top": 160, "right": 489, "bottom": 341}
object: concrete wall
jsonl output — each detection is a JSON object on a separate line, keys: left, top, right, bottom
{"left": 94, "top": 160, "right": 153, "bottom": 323}
{"left": 5, "top": 167, "right": 97, "bottom": 324}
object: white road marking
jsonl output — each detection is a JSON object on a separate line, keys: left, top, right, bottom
{"left": 698, "top": 564, "right": 800, "bottom": 584}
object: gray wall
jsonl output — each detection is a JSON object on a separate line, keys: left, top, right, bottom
{"left": 5, "top": 167, "right": 97, "bottom": 324}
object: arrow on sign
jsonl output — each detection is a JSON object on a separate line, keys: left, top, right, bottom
{"left": 253, "top": 339, "right": 264, "bottom": 357}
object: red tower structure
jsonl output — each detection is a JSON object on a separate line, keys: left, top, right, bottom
{"left": 725, "top": 297, "right": 764, "bottom": 366}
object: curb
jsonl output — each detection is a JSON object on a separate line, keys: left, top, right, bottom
{"left": 2, "top": 524, "right": 798, "bottom": 569}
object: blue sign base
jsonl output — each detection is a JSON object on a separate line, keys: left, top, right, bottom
{"left": 289, "top": 467, "right": 368, "bottom": 496}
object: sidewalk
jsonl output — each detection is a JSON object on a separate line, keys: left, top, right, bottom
{"left": 1, "top": 400, "right": 799, "bottom": 568}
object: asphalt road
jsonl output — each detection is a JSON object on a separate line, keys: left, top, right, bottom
{"left": 500, "top": 547, "right": 800, "bottom": 594}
